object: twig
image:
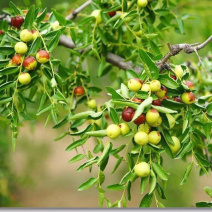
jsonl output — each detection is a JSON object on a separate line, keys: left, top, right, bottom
{"left": 65, "top": 0, "right": 92, "bottom": 20}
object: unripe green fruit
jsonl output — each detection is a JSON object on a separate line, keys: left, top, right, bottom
{"left": 138, "top": 123, "right": 151, "bottom": 134}
{"left": 149, "top": 116, "right": 162, "bottom": 127}
{"left": 174, "top": 65, "right": 184, "bottom": 79}
{"left": 141, "top": 83, "right": 150, "bottom": 92}
{"left": 146, "top": 109, "right": 160, "bottom": 124}
{"left": 137, "top": 0, "right": 148, "bottom": 8}
{"left": 50, "top": 21, "right": 61, "bottom": 30}
{"left": 134, "top": 132, "right": 148, "bottom": 146}
{"left": 87, "top": 99, "right": 97, "bottom": 109}
{"left": 134, "top": 162, "right": 150, "bottom": 177}
{"left": 150, "top": 80, "right": 161, "bottom": 92}
{"left": 91, "top": 10, "right": 102, "bottom": 24}
{"left": 20, "top": 29, "right": 33, "bottom": 42}
{"left": 119, "top": 123, "right": 130, "bottom": 135}
{"left": 169, "top": 136, "right": 181, "bottom": 154}
{"left": 128, "top": 78, "right": 142, "bottom": 92}
{"left": 155, "top": 85, "right": 167, "bottom": 98}
{"left": 18, "top": 72, "right": 31, "bottom": 85}
{"left": 106, "top": 124, "right": 121, "bottom": 139}
{"left": 14, "top": 42, "right": 28, "bottom": 54}
{"left": 148, "top": 131, "right": 161, "bottom": 145}
{"left": 32, "top": 30, "right": 39, "bottom": 40}
{"left": 134, "top": 30, "right": 143, "bottom": 37}
{"left": 181, "top": 92, "right": 195, "bottom": 104}
{"left": 166, "top": 114, "right": 175, "bottom": 129}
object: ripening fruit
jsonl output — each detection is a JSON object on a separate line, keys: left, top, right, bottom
{"left": 149, "top": 116, "right": 162, "bottom": 127}
{"left": 155, "top": 85, "right": 167, "bottom": 98}
{"left": 128, "top": 78, "right": 142, "bottom": 92}
{"left": 134, "top": 162, "right": 150, "bottom": 177}
{"left": 132, "top": 97, "right": 143, "bottom": 103}
{"left": 152, "top": 99, "right": 161, "bottom": 106}
{"left": 119, "top": 123, "right": 130, "bottom": 135}
{"left": 185, "top": 81, "right": 194, "bottom": 90}
{"left": 20, "top": 29, "right": 33, "bottom": 42}
{"left": 137, "top": 0, "right": 148, "bottom": 8}
{"left": 23, "top": 56, "right": 37, "bottom": 70}
{"left": 134, "top": 113, "right": 146, "bottom": 125}
{"left": 106, "top": 124, "right": 121, "bottom": 139}
{"left": 169, "top": 136, "right": 181, "bottom": 154}
{"left": 0, "top": 30, "right": 4, "bottom": 35}
{"left": 171, "top": 75, "right": 177, "bottom": 81}
{"left": 166, "top": 114, "right": 175, "bottom": 129}
{"left": 174, "top": 65, "right": 184, "bottom": 79}
{"left": 138, "top": 123, "right": 151, "bottom": 134}
{"left": 74, "top": 86, "right": 85, "bottom": 96}
{"left": 150, "top": 80, "right": 161, "bottom": 92}
{"left": 122, "top": 107, "right": 135, "bottom": 122}
{"left": 14, "top": 42, "right": 28, "bottom": 54}
{"left": 91, "top": 10, "right": 102, "bottom": 24}
{"left": 181, "top": 92, "right": 195, "bottom": 104}
{"left": 11, "top": 16, "right": 24, "bottom": 29}
{"left": 174, "top": 97, "right": 182, "bottom": 103}
{"left": 141, "top": 83, "right": 150, "bottom": 92}
{"left": 134, "top": 132, "right": 149, "bottom": 145}
{"left": 18, "top": 72, "right": 31, "bottom": 85}
{"left": 108, "top": 11, "right": 116, "bottom": 17}
{"left": 148, "top": 131, "right": 161, "bottom": 145}
{"left": 36, "top": 50, "right": 50, "bottom": 64}
{"left": 32, "top": 30, "right": 39, "bottom": 40}
{"left": 12, "top": 54, "right": 22, "bottom": 65}
{"left": 87, "top": 99, "right": 97, "bottom": 109}
{"left": 146, "top": 109, "right": 160, "bottom": 124}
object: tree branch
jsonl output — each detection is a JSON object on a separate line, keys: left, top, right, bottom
{"left": 65, "top": 0, "right": 92, "bottom": 20}
{"left": 157, "top": 35, "right": 212, "bottom": 71}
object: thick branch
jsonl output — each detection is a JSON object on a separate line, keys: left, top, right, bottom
{"left": 157, "top": 35, "right": 212, "bottom": 71}
{"left": 65, "top": 0, "right": 92, "bottom": 20}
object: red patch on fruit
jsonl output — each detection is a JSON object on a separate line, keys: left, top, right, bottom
{"left": 152, "top": 99, "right": 161, "bottom": 106}
{"left": 108, "top": 11, "right": 116, "bottom": 17}
{"left": 23, "top": 56, "right": 37, "bottom": 70}
{"left": 74, "top": 86, "right": 85, "bottom": 96}
{"left": 132, "top": 97, "right": 144, "bottom": 103}
{"left": 174, "top": 97, "right": 182, "bottom": 103}
{"left": 134, "top": 113, "right": 146, "bottom": 125}
{"left": 37, "top": 50, "right": 50, "bottom": 59}
{"left": 188, "top": 92, "right": 195, "bottom": 102}
{"left": 12, "top": 54, "right": 22, "bottom": 65}
{"left": 11, "top": 16, "right": 24, "bottom": 29}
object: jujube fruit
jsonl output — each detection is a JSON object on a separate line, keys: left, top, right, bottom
{"left": 150, "top": 80, "right": 161, "bottom": 92}
{"left": 128, "top": 78, "right": 142, "bottom": 92}
{"left": 181, "top": 92, "right": 195, "bottom": 104}
{"left": 119, "top": 123, "right": 130, "bottom": 135}
{"left": 134, "top": 113, "right": 146, "bottom": 125}
{"left": 134, "top": 132, "right": 149, "bottom": 146}
{"left": 20, "top": 29, "right": 33, "bottom": 42}
{"left": 14, "top": 42, "right": 28, "bottom": 54}
{"left": 18, "top": 72, "right": 31, "bottom": 85}
{"left": 146, "top": 109, "right": 160, "bottom": 124}
{"left": 169, "top": 136, "right": 181, "bottom": 154}
{"left": 122, "top": 107, "right": 135, "bottom": 122}
{"left": 155, "top": 85, "right": 167, "bottom": 98}
{"left": 12, "top": 54, "right": 22, "bottom": 65}
{"left": 141, "top": 83, "right": 150, "bottom": 92}
{"left": 23, "top": 56, "right": 37, "bottom": 70}
{"left": 134, "top": 162, "right": 150, "bottom": 177}
{"left": 74, "top": 86, "right": 85, "bottom": 96}
{"left": 148, "top": 131, "right": 161, "bottom": 145}
{"left": 87, "top": 99, "right": 97, "bottom": 109}
{"left": 36, "top": 50, "right": 50, "bottom": 64}
{"left": 11, "top": 16, "right": 24, "bottom": 29}
{"left": 91, "top": 10, "right": 102, "bottom": 24}
{"left": 106, "top": 124, "right": 121, "bottom": 139}
{"left": 138, "top": 123, "right": 151, "bottom": 134}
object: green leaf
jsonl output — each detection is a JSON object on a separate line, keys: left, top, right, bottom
{"left": 0, "top": 66, "right": 19, "bottom": 75}
{"left": 149, "top": 171, "right": 156, "bottom": 194}
{"left": 66, "top": 138, "right": 87, "bottom": 151}
{"left": 139, "top": 193, "right": 153, "bottom": 207}
{"left": 9, "top": 1, "right": 22, "bottom": 15}
{"left": 52, "top": 9, "right": 67, "bottom": 25}
{"left": 109, "top": 107, "right": 119, "bottom": 125}
{"left": 0, "top": 46, "right": 14, "bottom": 55}
{"left": 48, "top": 31, "right": 61, "bottom": 52}
{"left": 69, "top": 154, "right": 85, "bottom": 164}
{"left": 78, "top": 178, "right": 98, "bottom": 191}
{"left": 23, "top": 5, "right": 35, "bottom": 30}
{"left": 204, "top": 187, "right": 212, "bottom": 198}
{"left": 140, "top": 176, "right": 148, "bottom": 194}
{"left": 107, "top": 184, "right": 126, "bottom": 191}
{"left": 69, "top": 111, "right": 95, "bottom": 120}
{"left": 106, "top": 87, "right": 123, "bottom": 100}
{"left": 36, "top": 104, "right": 51, "bottom": 116}
{"left": 53, "top": 132, "right": 68, "bottom": 142}
{"left": 151, "top": 105, "right": 177, "bottom": 114}
{"left": 196, "top": 202, "right": 212, "bottom": 208}
{"left": 36, "top": 8, "right": 47, "bottom": 23}
{"left": 53, "top": 117, "right": 68, "bottom": 128}
{"left": 152, "top": 163, "right": 168, "bottom": 181}
{"left": 158, "top": 74, "right": 179, "bottom": 89}
{"left": 176, "top": 18, "right": 184, "bottom": 34}
{"left": 86, "top": 130, "right": 107, "bottom": 137}
{"left": 112, "top": 157, "right": 123, "bottom": 174}
{"left": 111, "top": 100, "right": 138, "bottom": 109}
{"left": 180, "top": 161, "right": 193, "bottom": 185}
{"left": 77, "top": 157, "right": 98, "bottom": 171}
{"left": 195, "top": 153, "right": 211, "bottom": 167}
{"left": 138, "top": 49, "right": 159, "bottom": 80}
{"left": 126, "top": 69, "right": 138, "bottom": 79}
{"left": 0, "top": 97, "right": 13, "bottom": 105}
{"left": 120, "top": 83, "right": 129, "bottom": 99}
{"left": 97, "top": 142, "right": 112, "bottom": 165}
{"left": 0, "top": 81, "right": 16, "bottom": 92}
{"left": 28, "top": 37, "right": 42, "bottom": 54}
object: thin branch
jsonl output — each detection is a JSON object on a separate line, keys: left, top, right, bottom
{"left": 66, "top": 0, "right": 92, "bottom": 20}
{"left": 158, "top": 35, "right": 212, "bottom": 71}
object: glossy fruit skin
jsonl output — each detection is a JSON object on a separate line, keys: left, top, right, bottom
{"left": 11, "top": 16, "right": 24, "bottom": 29}
{"left": 146, "top": 109, "right": 160, "bottom": 124}
{"left": 18, "top": 72, "right": 31, "bottom": 85}
{"left": 132, "top": 97, "right": 143, "bottom": 103}
{"left": 128, "top": 78, "right": 142, "bottom": 92}
{"left": 161, "top": 96, "right": 169, "bottom": 101}
{"left": 152, "top": 99, "right": 161, "bottom": 106}
{"left": 74, "top": 86, "right": 85, "bottom": 96}
{"left": 174, "top": 65, "right": 184, "bottom": 78}
{"left": 12, "top": 54, "right": 22, "bottom": 65}
{"left": 181, "top": 92, "right": 195, "bottom": 104}
{"left": 171, "top": 75, "right": 177, "bottom": 80}
{"left": 108, "top": 11, "right": 116, "bottom": 17}
{"left": 20, "top": 29, "right": 33, "bottom": 42}
{"left": 169, "top": 136, "right": 181, "bottom": 154}
{"left": 91, "top": 10, "right": 102, "bottom": 24}
{"left": 36, "top": 50, "right": 50, "bottom": 64}
{"left": 174, "top": 97, "right": 182, "bottom": 103}
{"left": 134, "top": 132, "right": 149, "bottom": 146}
{"left": 185, "top": 81, "right": 194, "bottom": 90}
{"left": 87, "top": 99, "right": 97, "bottom": 109}
{"left": 149, "top": 116, "right": 162, "bottom": 127}
{"left": 119, "top": 123, "right": 130, "bottom": 135}
{"left": 148, "top": 131, "right": 161, "bottom": 145}
{"left": 134, "top": 113, "right": 146, "bottom": 125}
{"left": 155, "top": 85, "right": 167, "bottom": 98}
{"left": 122, "top": 107, "right": 135, "bottom": 122}
{"left": 138, "top": 123, "right": 151, "bottom": 134}
{"left": 166, "top": 114, "right": 175, "bottom": 129}
{"left": 106, "top": 124, "right": 121, "bottom": 139}
{"left": 134, "top": 162, "right": 150, "bottom": 177}
{"left": 137, "top": 0, "right": 148, "bottom": 8}
{"left": 32, "top": 30, "right": 39, "bottom": 40}
{"left": 14, "top": 42, "right": 28, "bottom": 54}
{"left": 141, "top": 83, "right": 150, "bottom": 92}
{"left": 150, "top": 80, "right": 161, "bottom": 92}
{"left": 23, "top": 56, "right": 37, "bottom": 70}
